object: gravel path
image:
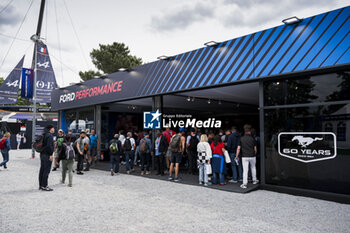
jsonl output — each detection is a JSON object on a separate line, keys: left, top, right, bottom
{"left": 1, "top": 149, "right": 350, "bottom": 233}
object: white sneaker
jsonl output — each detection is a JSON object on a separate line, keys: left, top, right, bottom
{"left": 240, "top": 184, "right": 247, "bottom": 189}
{"left": 229, "top": 179, "right": 238, "bottom": 183}
{"left": 253, "top": 180, "right": 259, "bottom": 185}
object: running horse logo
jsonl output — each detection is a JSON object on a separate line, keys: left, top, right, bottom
{"left": 291, "top": 136, "right": 323, "bottom": 148}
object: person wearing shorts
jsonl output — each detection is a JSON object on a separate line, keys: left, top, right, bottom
{"left": 87, "top": 129, "right": 99, "bottom": 169}
{"left": 168, "top": 131, "right": 185, "bottom": 182}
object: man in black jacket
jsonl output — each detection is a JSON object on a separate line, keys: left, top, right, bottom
{"left": 39, "top": 125, "right": 55, "bottom": 191}
{"left": 227, "top": 126, "right": 242, "bottom": 183}
{"left": 154, "top": 130, "right": 168, "bottom": 176}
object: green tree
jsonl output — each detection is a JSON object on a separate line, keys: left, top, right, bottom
{"left": 0, "top": 77, "right": 4, "bottom": 86}
{"left": 79, "top": 70, "right": 101, "bottom": 82}
{"left": 79, "top": 42, "right": 142, "bottom": 81}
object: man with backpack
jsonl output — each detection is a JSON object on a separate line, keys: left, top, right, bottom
{"left": 186, "top": 128, "right": 199, "bottom": 175}
{"left": 38, "top": 124, "right": 55, "bottom": 191}
{"left": 168, "top": 131, "right": 186, "bottom": 182}
{"left": 139, "top": 133, "right": 152, "bottom": 175}
{"left": 122, "top": 132, "right": 136, "bottom": 174}
{"left": 76, "top": 131, "right": 89, "bottom": 175}
{"left": 61, "top": 135, "right": 75, "bottom": 187}
{"left": 109, "top": 134, "right": 121, "bottom": 176}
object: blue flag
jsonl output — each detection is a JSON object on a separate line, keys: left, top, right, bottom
{"left": 34, "top": 44, "right": 58, "bottom": 103}
{"left": 0, "top": 56, "right": 25, "bottom": 105}
{"left": 21, "top": 68, "right": 34, "bottom": 99}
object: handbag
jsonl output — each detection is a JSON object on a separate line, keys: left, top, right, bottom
{"left": 224, "top": 150, "right": 231, "bottom": 163}
{"left": 205, "top": 163, "right": 212, "bottom": 175}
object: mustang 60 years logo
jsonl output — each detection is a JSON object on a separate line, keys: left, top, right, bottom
{"left": 278, "top": 132, "right": 337, "bottom": 163}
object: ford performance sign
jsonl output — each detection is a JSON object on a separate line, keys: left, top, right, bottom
{"left": 278, "top": 132, "right": 337, "bottom": 163}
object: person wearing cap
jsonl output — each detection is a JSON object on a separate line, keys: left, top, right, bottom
{"left": 76, "top": 131, "right": 89, "bottom": 175}
{"left": 109, "top": 134, "right": 122, "bottom": 176}
{"left": 52, "top": 129, "right": 65, "bottom": 171}
{"left": 38, "top": 124, "right": 55, "bottom": 191}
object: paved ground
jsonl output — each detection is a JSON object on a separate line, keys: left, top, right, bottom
{"left": 93, "top": 159, "right": 259, "bottom": 194}
{"left": 1, "top": 150, "right": 350, "bottom": 233}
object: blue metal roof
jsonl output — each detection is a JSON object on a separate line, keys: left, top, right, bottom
{"left": 51, "top": 7, "right": 350, "bottom": 111}
{"left": 136, "top": 6, "right": 350, "bottom": 96}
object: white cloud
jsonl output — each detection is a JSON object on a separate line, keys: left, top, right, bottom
{"left": 150, "top": 1, "right": 217, "bottom": 32}
{"left": 0, "top": 5, "right": 21, "bottom": 29}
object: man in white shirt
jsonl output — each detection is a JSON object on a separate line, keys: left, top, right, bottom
{"left": 122, "top": 132, "right": 136, "bottom": 174}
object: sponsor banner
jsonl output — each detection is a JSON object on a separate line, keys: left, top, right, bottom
{"left": 34, "top": 44, "right": 57, "bottom": 103}
{"left": 0, "top": 56, "right": 24, "bottom": 104}
{"left": 143, "top": 110, "right": 222, "bottom": 129}
{"left": 278, "top": 132, "right": 337, "bottom": 163}
{"left": 51, "top": 71, "right": 141, "bottom": 111}
{"left": 21, "top": 68, "right": 34, "bottom": 99}
{"left": 0, "top": 106, "right": 51, "bottom": 112}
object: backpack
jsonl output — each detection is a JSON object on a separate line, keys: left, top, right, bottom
{"left": 0, "top": 138, "right": 6, "bottom": 149}
{"left": 139, "top": 139, "right": 149, "bottom": 154}
{"left": 169, "top": 135, "right": 181, "bottom": 152}
{"left": 188, "top": 135, "right": 199, "bottom": 153}
{"left": 124, "top": 138, "right": 132, "bottom": 151}
{"left": 33, "top": 134, "right": 46, "bottom": 152}
{"left": 109, "top": 140, "right": 119, "bottom": 154}
{"left": 63, "top": 142, "right": 75, "bottom": 160}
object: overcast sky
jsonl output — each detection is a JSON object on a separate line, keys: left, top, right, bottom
{"left": 0, "top": 0, "right": 348, "bottom": 86}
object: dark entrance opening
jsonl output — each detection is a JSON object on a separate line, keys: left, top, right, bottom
{"left": 95, "top": 82, "right": 261, "bottom": 193}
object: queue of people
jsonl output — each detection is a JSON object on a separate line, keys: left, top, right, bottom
{"left": 1, "top": 123, "right": 259, "bottom": 192}
{"left": 106, "top": 124, "right": 259, "bottom": 189}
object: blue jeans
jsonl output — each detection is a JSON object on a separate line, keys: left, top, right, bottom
{"left": 230, "top": 153, "right": 243, "bottom": 181}
{"left": 110, "top": 154, "right": 120, "bottom": 173}
{"left": 0, "top": 149, "right": 9, "bottom": 168}
{"left": 212, "top": 172, "right": 225, "bottom": 185}
{"left": 134, "top": 146, "right": 140, "bottom": 164}
{"left": 198, "top": 163, "right": 209, "bottom": 184}
{"left": 125, "top": 151, "right": 134, "bottom": 171}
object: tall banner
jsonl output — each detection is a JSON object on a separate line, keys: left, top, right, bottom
{"left": 0, "top": 56, "right": 25, "bottom": 105}
{"left": 21, "top": 68, "right": 34, "bottom": 99}
{"left": 34, "top": 44, "right": 57, "bottom": 103}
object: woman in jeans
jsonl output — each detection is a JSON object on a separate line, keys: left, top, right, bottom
{"left": 61, "top": 135, "right": 74, "bottom": 187}
{"left": 0, "top": 132, "right": 11, "bottom": 169}
{"left": 210, "top": 135, "right": 226, "bottom": 185}
{"left": 197, "top": 134, "right": 212, "bottom": 186}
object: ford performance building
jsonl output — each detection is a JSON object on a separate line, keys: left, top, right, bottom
{"left": 51, "top": 7, "right": 350, "bottom": 203}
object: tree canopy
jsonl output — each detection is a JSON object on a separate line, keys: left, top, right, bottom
{"left": 79, "top": 70, "right": 101, "bottom": 82}
{"left": 79, "top": 42, "right": 142, "bottom": 81}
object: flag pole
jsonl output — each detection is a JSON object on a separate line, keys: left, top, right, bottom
{"left": 30, "top": 0, "right": 46, "bottom": 159}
